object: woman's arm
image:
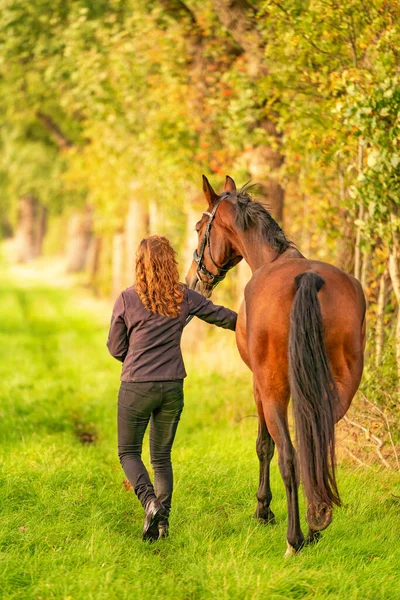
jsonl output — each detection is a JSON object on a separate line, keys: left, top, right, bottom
{"left": 107, "top": 293, "right": 129, "bottom": 362}
{"left": 187, "top": 288, "right": 237, "bottom": 331}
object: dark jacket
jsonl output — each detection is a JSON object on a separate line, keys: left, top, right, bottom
{"left": 107, "top": 284, "right": 237, "bottom": 382}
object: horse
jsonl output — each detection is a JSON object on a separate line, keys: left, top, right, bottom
{"left": 185, "top": 175, "right": 366, "bottom": 555}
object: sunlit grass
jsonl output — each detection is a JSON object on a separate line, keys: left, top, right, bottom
{"left": 1, "top": 273, "right": 399, "bottom": 600}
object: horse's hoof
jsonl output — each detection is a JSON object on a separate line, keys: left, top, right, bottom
{"left": 284, "top": 541, "right": 298, "bottom": 557}
{"left": 306, "top": 503, "right": 332, "bottom": 531}
{"left": 254, "top": 506, "right": 276, "bottom": 525}
{"left": 305, "top": 530, "right": 322, "bottom": 546}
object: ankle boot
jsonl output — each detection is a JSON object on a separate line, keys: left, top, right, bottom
{"left": 158, "top": 518, "right": 169, "bottom": 539}
{"left": 142, "top": 498, "right": 167, "bottom": 542}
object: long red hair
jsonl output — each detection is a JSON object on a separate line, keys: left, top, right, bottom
{"left": 135, "top": 236, "right": 184, "bottom": 318}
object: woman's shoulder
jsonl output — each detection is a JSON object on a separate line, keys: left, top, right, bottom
{"left": 180, "top": 283, "right": 190, "bottom": 302}
{"left": 120, "top": 285, "right": 141, "bottom": 305}
{"left": 181, "top": 284, "right": 205, "bottom": 302}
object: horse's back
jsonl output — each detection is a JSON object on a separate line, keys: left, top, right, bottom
{"left": 242, "top": 258, "right": 366, "bottom": 403}
{"left": 246, "top": 257, "right": 365, "bottom": 332}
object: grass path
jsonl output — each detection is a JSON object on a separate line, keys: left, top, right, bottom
{"left": 1, "top": 274, "right": 399, "bottom": 600}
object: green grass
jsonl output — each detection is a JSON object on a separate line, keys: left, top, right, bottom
{"left": 1, "top": 273, "right": 400, "bottom": 600}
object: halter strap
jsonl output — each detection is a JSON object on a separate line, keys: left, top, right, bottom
{"left": 193, "top": 193, "right": 231, "bottom": 286}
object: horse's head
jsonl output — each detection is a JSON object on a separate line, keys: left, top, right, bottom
{"left": 185, "top": 175, "right": 243, "bottom": 296}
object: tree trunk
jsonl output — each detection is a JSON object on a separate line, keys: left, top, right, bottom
{"left": 65, "top": 207, "right": 93, "bottom": 272}
{"left": 125, "top": 196, "right": 148, "bottom": 286}
{"left": 148, "top": 200, "right": 160, "bottom": 236}
{"left": 211, "top": 1, "right": 285, "bottom": 223}
{"left": 86, "top": 236, "right": 102, "bottom": 289}
{"left": 183, "top": 197, "right": 201, "bottom": 276}
{"left": 361, "top": 251, "right": 370, "bottom": 291}
{"left": 160, "top": 1, "right": 285, "bottom": 226}
{"left": 354, "top": 200, "right": 364, "bottom": 281}
{"left": 243, "top": 143, "right": 284, "bottom": 223}
{"left": 33, "top": 205, "right": 47, "bottom": 258}
{"left": 14, "top": 195, "right": 47, "bottom": 262}
{"left": 112, "top": 233, "right": 125, "bottom": 300}
{"left": 388, "top": 213, "right": 400, "bottom": 385}
{"left": 354, "top": 143, "right": 364, "bottom": 281}
{"left": 211, "top": 0, "right": 263, "bottom": 75}
{"left": 389, "top": 265, "right": 400, "bottom": 383}
{"left": 336, "top": 163, "right": 355, "bottom": 272}
{"left": 336, "top": 210, "right": 355, "bottom": 273}
{"left": 375, "top": 264, "right": 389, "bottom": 368}
{"left": 181, "top": 194, "right": 204, "bottom": 345}
{"left": 301, "top": 193, "right": 311, "bottom": 257}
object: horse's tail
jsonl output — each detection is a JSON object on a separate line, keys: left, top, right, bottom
{"left": 289, "top": 271, "right": 341, "bottom": 521}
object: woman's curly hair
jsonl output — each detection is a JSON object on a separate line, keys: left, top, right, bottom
{"left": 135, "top": 236, "right": 184, "bottom": 318}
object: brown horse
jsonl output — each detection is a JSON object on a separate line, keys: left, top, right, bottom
{"left": 186, "top": 175, "right": 366, "bottom": 555}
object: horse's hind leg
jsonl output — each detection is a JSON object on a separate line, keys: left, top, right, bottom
{"left": 254, "top": 389, "right": 275, "bottom": 524}
{"left": 305, "top": 360, "right": 364, "bottom": 544}
{"left": 260, "top": 386, "right": 304, "bottom": 555}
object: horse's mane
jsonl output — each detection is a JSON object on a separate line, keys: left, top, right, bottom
{"left": 231, "top": 184, "right": 292, "bottom": 255}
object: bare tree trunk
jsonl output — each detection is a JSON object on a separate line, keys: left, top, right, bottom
{"left": 388, "top": 213, "right": 400, "bottom": 386}
{"left": 375, "top": 264, "right": 389, "bottom": 368}
{"left": 112, "top": 233, "right": 125, "bottom": 300}
{"left": 361, "top": 251, "right": 370, "bottom": 291}
{"left": 354, "top": 143, "right": 364, "bottom": 281}
{"left": 211, "top": 0, "right": 264, "bottom": 75}
{"left": 160, "top": 1, "right": 285, "bottom": 227}
{"left": 181, "top": 195, "right": 205, "bottom": 346}
{"left": 211, "top": 1, "right": 285, "bottom": 223}
{"left": 65, "top": 207, "right": 93, "bottom": 272}
{"left": 15, "top": 196, "right": 35, "bottom": 262}
{"left": 125, "top": 195, "right": 148, "bottom": 286}
{"left": 183, "top": 197, "right": 200, "bottom": 276}
{"left": 354, "top": 202, "right": 364, "bottom": 281}
{"left": 336, "top": 209, "right": 355, "bottom": 273}
{"left": 336, "top": 163, "right": 355, "bottom": 272}
{"left": 33, "top": 206, "right": 47, "bottom": 257}
{"left": 243, "top": 143, "right": 284, "bottom": 223}
{"left": 86, "top": 236, "right": 102, "bottom": 288}
{"left": 301, "top": 193, "right": 311, "bottom": 257}
{"left": 14, "top": 196, "right": 47, "bottom": 262}
{"left": 148, "top": 200, "right": 160, "bottom": 235}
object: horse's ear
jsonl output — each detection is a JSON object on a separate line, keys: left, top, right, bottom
{"left": 202, "top": 174, "right": 219, "bottom": 206}
{"left": 224, "top": 175, "right": 236, "bottom": 193}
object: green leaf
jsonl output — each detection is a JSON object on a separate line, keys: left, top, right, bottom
{"left": 367, "top": 150, "right": 379, "bottom": 168}
{"left": 391, "top": 154, "right": 400, "bottom": 168}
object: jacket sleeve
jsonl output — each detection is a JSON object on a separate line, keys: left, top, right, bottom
{"left": 106, "top": 293, "right": 128, "bottom": 362}
{"left": 187, "top": 288, "right": 237, "bottom": 331}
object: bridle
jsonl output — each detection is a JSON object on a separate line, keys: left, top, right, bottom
{"left": 184, "top": 192, "right": 235, "bottom": 328}
{"left": 193, "top": 192, "right": 232, "bottom": 287}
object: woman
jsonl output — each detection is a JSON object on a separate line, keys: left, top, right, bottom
{"left": 107, "top": 235, "right": 237, "bottom": 542}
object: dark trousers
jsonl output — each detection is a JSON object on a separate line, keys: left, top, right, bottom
{"left": 117, "top": 380, "right": 184, "bottom": 515}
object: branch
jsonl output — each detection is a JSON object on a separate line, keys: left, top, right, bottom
{"left": 235, "top": 414, "right": 258, "bottom": 422}
{"left": 158, "top": 0, "right": 197, "bottom": 25}
{"left": 156, "top": 0, "right": 206, "bottom": 69}
{"left": 36, "top": 111, "right": 73, "bottom": 150}
{"left": 377, "top": 387, "right": 400, "bottom": 412}
{"left": 361, "top": 393, "right": 400, "bottom": 473}
{"left": 270, "top": 1, "right": 336, "bottom": 57}
{"left": 212, "top": 0, "right": 266, "bottom": 75}
{"left": 389, "top": 211, "right": 400, "bottom": 304}
{"left": 343, "top": 447, "right": 371, "bottom": 468}
{"left": 343, "top": 415, "right": 391, "bottom": 469}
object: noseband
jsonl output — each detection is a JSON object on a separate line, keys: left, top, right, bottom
{"left": 193, "top": 193, "right": 232, "bottom": 286}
